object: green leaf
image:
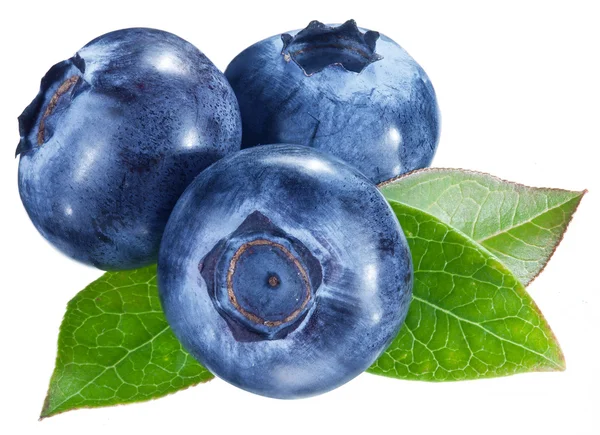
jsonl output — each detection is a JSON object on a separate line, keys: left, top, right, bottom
{"left": 379, "top": 169, "right": 585, "bottom": 285}
{"left": 41, "top": 265, "right": 213, "bottom": 419}
{"left": 368, "top": 202, "right": 565, "bottom": 381}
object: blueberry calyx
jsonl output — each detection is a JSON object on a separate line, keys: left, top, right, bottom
{"left": 36, "top": 75, "right": 80, "bottom": 145}
{"left": 199, "top": 210, "right": 322, "bottom": 341}
{"left": 226, "top": 238, "right": 312, "bottom": 326}
{"left": 16, "top": 55, "right": 87, "bottom": 157}
{"left": 281, "top": 19, "right": 383, "bottom": 76}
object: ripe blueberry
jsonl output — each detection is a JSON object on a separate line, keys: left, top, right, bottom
{"left": 16, "top": 28, "right": 242, "bottom": 270}
{"left": 158, "top": 144, "right": 413, "bottom": 398}
{"left": 225, "top": 20, "right": 440, "bottom": 184}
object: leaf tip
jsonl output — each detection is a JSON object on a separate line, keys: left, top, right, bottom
{"left": 554, "top": 344, "right": 567, "bottom": 372}
{"left": 538, "top": 354, "right": 566, "bottom": 374}
{"left": 538, "top": 327, "right": 567, "bottom": 373}
{"left": 39, "top": 394, "right": 53, "bottom": 420}
{"left": 523, "top": 187, "right": 587, "bottom": 286}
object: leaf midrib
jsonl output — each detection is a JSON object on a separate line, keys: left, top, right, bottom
{"left": 475, "top": 195, "right": 580, "bottom": 244}
{"left": 411, "top": 295, "right": 562, "bottom": 369}
{"left": 386, "top": 182, "right": 580, "bottom": 245}
{"left": 44, "top": 324, "right": 170, "bottom": 417}
{"left": 387, "top": 199, "right": 564, "bottom": 371}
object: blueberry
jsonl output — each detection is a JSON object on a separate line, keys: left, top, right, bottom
{"left": 16, "top": 28, "right": 242, "bottom": 270}
{"left": 158, "top": 144, "right": 413, "bottom": 398}
{"left": 225, "top": 20, "right": 440, "bottom": 184}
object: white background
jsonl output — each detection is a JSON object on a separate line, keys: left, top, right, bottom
{"left": 1, "top": 0, "right": 598, "bottom": 434}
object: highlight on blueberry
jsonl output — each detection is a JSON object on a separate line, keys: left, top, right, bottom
{"left": 16, "top": 27, "right": 242, "bottom": 270}
{"left": 225, "top": 19, "right": 440, "bottom": 184}
{"left": 158, "top": 144, "right": 413, "bottom": 398}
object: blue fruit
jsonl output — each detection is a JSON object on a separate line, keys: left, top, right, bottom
{"left": 225, "top": 20, "right": 440, "bottom": 184}
{"left": 158, "top": 144, "right": 413, "bottom": 399}
{"left": 16, "top": 28, "right": 242, "bottom": 270}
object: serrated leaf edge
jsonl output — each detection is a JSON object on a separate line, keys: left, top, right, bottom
{"left": 40, "top": 374, "right": 213, "bottom": 420}
{"left": 378, "top": 168, "right": 587, "bottom": 287}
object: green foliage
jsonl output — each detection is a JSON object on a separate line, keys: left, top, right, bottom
{"left": 43, "top": 169, "right": 583, "bottom": 415}
{"left": 380, "top": 169, "right": 585, "bottom": 285}
{"left": 369, "top": 202, "right": 565, "bottom": 381}
{"left": 41, "top": 266, "right": 213, "bottom": 418}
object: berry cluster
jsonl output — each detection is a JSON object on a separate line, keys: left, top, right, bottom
{"left": 16, "top": 21, "right": 439, "bottom": 398}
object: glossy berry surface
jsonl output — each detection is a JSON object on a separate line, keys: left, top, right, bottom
{"left": 225, "top": 20, "right": 440, "bottom": 184}
{"left": 158, "top": 144, "right": 413, "bottom": 398}
{"left": 17, "top": 28, "right": 242, "bottom": 270}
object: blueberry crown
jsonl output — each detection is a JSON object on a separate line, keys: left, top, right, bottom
{"left": 281, "top": 19, "right": 383, "bottom": 76}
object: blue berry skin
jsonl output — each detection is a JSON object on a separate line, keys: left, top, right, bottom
{"left": 158, "top": 144, "right": 413, "bottom": 399}
{"left": 16, "top": 28, "right": 242, "bottom": 270}
{"left": 225, "top": 20, "right": 440, "bottom": 184}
